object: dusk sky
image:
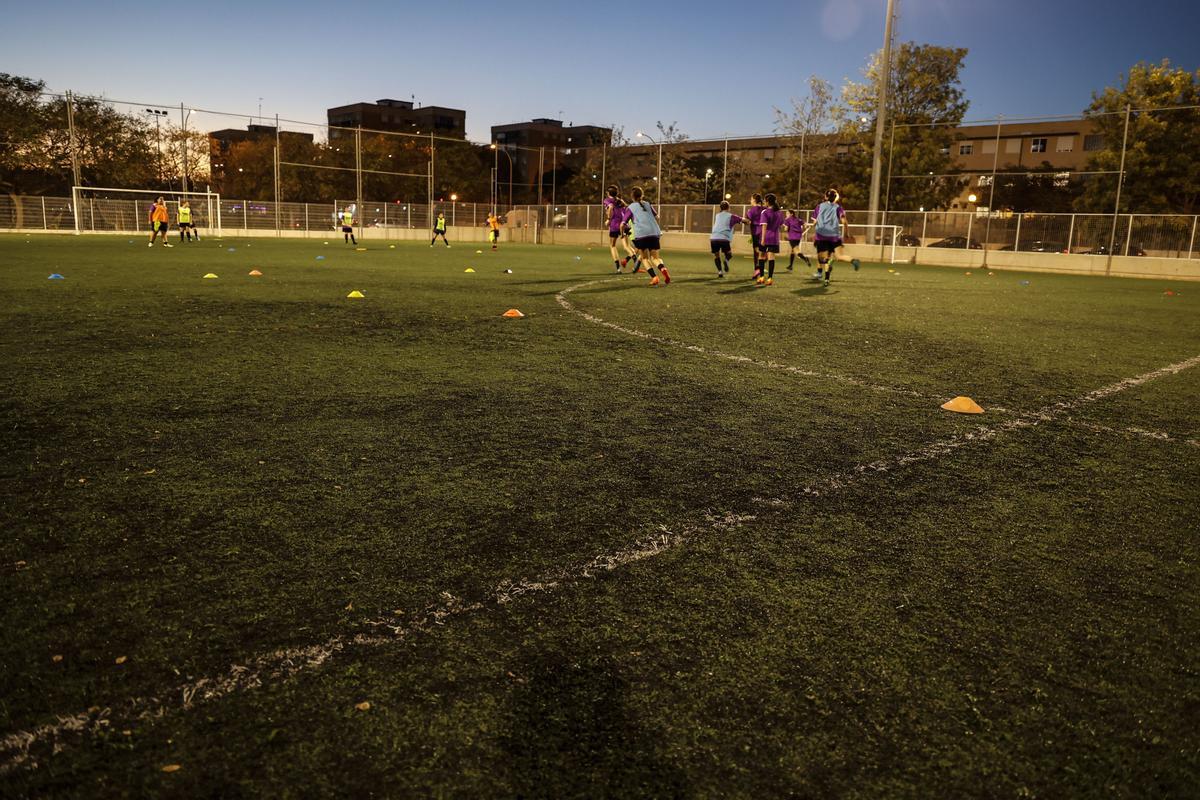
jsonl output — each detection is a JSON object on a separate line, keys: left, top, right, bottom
{"left": 4, "top": 0, "right": 1198, "bottom": 142}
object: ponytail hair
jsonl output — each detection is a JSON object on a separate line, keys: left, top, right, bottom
{"left": 631, "top": 186, "right": 644, "bottom": 201}
{"left": 607, "top": 185, "right": 618, "bottom": 198}
{"left": 752, "top": 193, "right": 763, "bottom": 204}
{"left": 765, "top": 192, "right": 779, "bottom": 209}
{"left": 825, "top": 188, "right": 840, "bottom": 203}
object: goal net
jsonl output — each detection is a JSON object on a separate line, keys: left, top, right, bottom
{"left": 70, "top": 186, "right": 221, "bottom": 236}
{"left": 842, "top": 224, "right": 903, "bottom": 264}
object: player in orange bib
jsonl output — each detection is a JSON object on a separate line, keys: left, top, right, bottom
{"left": 148, "top": 197, "right": 172, "bottom": 247}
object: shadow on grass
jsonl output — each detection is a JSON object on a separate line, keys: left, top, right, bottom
{"left": 792, "top": 285, "right": 840, "bottom": 298}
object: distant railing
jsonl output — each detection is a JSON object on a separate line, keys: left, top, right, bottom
{"left": 1, "top": 195, "right": 1196, "bottom": 259}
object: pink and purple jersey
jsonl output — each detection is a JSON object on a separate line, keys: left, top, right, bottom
{"left": 758, "top": 207, "right": 785, "bottom": 246}
{"left": 783, "top": 217, "right": 805, "bottom": 242}
{"left": 746, "top": 205, "right": 764, "bottom": 234}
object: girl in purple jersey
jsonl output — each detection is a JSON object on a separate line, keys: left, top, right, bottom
{"left": 745, "top": 193, "right": 765, "bottom": 279}
{"left": 756, "top": 193, "right": 785, "bottom": 285}
{"left": 603, "top": 186, "right": 632, "bottom": 272}
{"left": 782, "top": 209, "right": 812, "bottom": 272}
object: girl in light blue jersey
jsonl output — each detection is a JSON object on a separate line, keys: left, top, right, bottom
{"left": 627, "top": 186, "right": 671, "bottom": 286}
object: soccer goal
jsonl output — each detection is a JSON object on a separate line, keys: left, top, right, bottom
{"left": 70, "top": 186, "right": 222, "bottom": 237}
{"left": 842, "top": 224, "right": 903, "bottom": 264}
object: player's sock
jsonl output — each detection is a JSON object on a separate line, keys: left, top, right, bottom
{"left": 800, "top": 253, "right": 811, "bottom": 267}
{"left": 714, "top": 256, "right": 722, "bottom": 273}
{"left": 768, "top": 261, "right": 775, "bottom": 279}
{"left": 788, "top": 253, "right": 795, "bottom": 269}
{"left": 646, "top": 266, "right": 657, "bottom": 278}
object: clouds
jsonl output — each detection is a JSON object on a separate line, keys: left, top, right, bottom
{"left": 821, "top": 0, "right": 865, "bottom": 42}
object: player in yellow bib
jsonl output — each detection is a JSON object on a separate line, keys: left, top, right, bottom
{"left": 148, "top": 197, "right": 172, "bottom": 247}
{"left": 485, "top": 212, "right": 501, "bottom": 250}
{"left": 340, "top": 208, "right": 357, "bottom": 245}
{"left": 177, "top": 200, "right": 199, "bottom": 243}
{"left": 430, "top": 212, "right": 449, "bottom": 247}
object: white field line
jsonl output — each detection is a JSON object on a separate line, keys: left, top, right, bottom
{"left": 0, "top": 513, "right": 753, "bottom": 774}
{"left": 4, "top": 289, "right": 1197, "bottom": 771}
{"left": 798, "top": 353, "right": 1200, "bottom": 497}
{"left": 555, "top": 279, "right": 954, "bottom": 404}
{"left": 1060, "top": 418, "right": 1200, "bottom": 449}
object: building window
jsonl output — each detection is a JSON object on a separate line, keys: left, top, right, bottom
{"left": 959, "top": 143, "right": 973, "bottom": 155}
{"left": 763, "top": 149, "right": 775, "bottom": 161}
{"left": 1031, "top": 138, "right": 1047, "bottom": 153}
{"left": 836, "top": 145, "right": 848, "bottom": 160}
{"left": 1084, "top": 134, "right": 1105, "bottom": 151}
{"left": 939, "top": 144, "right": 950, "bottom": 155}
{"left": 1056, "top": 136, "right": 1074, "bottom": 152}
{"left": 1005, "top": 139, "right": 1020, "bottom": 154}
{"left": 981, "top": 139, "right": 996, "bottom": 154}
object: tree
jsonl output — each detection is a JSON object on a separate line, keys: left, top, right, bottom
{"left": 772, "top": 76, "right": 854, "bottom": 208}
{"left": 0, "top": 74, "right": 52, "bottom": 193}
{"left": 839, "top": 43, "right": 970, "bottom": 210}
{"left": 987, "top": 161, "right": 1083, "bottom": 213}
{"left": 1076, "top": 60, "right": 1200, "bottom": 214}
{"left": 654, "top": 121, "right": 703, "bottom": 203}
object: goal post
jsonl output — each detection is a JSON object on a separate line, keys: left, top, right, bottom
{"left": 844, "top": 224, "right": 902, "bottom": 264}
{"left": 70, "top": 186, "right": 221, "bottom": 237}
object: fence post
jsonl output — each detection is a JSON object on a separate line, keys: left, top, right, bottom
{"left": 1124, "top": 214, "right": 1133, "bottom": 257}
{"left": 1188, "top": 215, "right": 1197, "bottom": 260}
{"left": 920, "top": 211, "right": 927, "bottom": 245}
{"left": 1106, "top": 104, "right": 1132, "bottom": 276}
{"left": 565, "top": 204, "right": 570, "bottom": 230}
{"left": 965, "top": 212, "right": 973, "bottom": 251}
{"left": 304, "top": 203, "right": 309, "bottom": 237}
{"left": 41, "top": 196, "right": 47, "bottom": 230}
{"left": 586, "top": 205, "right": 590, "bottom": 230}
{"left": 407, "top": 204, "right": 411, "bottom": 228}
{"left": 243, "top": 201, "right": 248, "bottom": 232}
{"left": 683, "top": 204, "right": 689, "bottom": 233}
{"left": 1066, "top": 214, "right": 1075, "bottom": 253}
{"left": 1014, "top": 214, "right": 1022, "bottom": 252}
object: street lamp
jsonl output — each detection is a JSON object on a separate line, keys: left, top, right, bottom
{"left": 704, "top": 168, "right": 714, "bottom": 204}
{"left": 181, "top": 107, "right": 194, "bottom": 194}
{"left": 635, "top": 130, "right": 663, "bottom": 204}
{"left": 144, "top": 108, "right": 168, "bottom": 184}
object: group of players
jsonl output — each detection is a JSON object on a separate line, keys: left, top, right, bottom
{"left": 603, "top": 185, "right": 859, "bottom": 287}
{"left": 146, "top": 197, "right": 200, "bottom": 247}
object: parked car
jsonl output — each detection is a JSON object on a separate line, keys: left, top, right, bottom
{"left": 1080, "top": 244, "right": 1146, "bottom": 256}
{"left": 928, "top": 236, "right": 983, "bottom": 249}
{"left": 999, "top": 240, "right": 1068, "bottom": 253}
{"left": 882, "top": 233, "right": 922, "bottom": 246}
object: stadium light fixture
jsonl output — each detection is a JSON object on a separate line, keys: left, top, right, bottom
{"left": 636, "top": 130, "right": 663, "bottom": 204}
{"left": 450, "top": 193, "right": 458, "bottom": 201}
{"left": 968, "top": 193, "right": 978, "bottom": 203}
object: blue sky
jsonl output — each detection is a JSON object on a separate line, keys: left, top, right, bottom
{"left": 4, "top": 0, "right": 1198, "bottom": 142}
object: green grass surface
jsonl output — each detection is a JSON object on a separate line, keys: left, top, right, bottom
{"left": 1, "top": 234, "right": 1197, "bottom": 798}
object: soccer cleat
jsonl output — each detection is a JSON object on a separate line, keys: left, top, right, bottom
{"left": 661, "top": 270, "right": 671, "bottom": 285}
{"left": 147, "top": 242, "right": 154, "bottom": 247}
{"left": 163, "top": 243, "right": 173, "bottom": 248}
{"left": 765, "top": 278, "right": 774, "bottom": 286}
{"left": 649, "top": 276, "right": 660, "bottom": 286}
{"left": 756, "top": 276, "right": 765, "bottom": 285}
{"left": 852, "top": 258, "right": 861, "bottom": 271}
{"left": 824, "top": 279, "right": 830, "bottom": 287}
{"left": 800, "top": 254, "right": 812, "bottom": 267}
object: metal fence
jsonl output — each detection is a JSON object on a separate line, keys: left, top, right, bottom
{"left": 2, "top": 194, "right": 1196, "bottom": 259}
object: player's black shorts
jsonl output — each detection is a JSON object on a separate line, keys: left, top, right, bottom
{"left": 490, "top": 229, "right": 499, "bottom": 241}
{"left": 815, "top": 239, "right": 842, "bottom": 253}
{"left": 633, "top": 236, "right": 660, "bottom": 251}
{"left": 750, "top": 233, "right": 761, "bottom": 248}
{"left": 178, "top": 222, "right": 193, "bottom": 229}
{"left": 608, "top": 229, "right": 622, "bottom": 241}
{"left": 155, "top": 222, "right": 168, "bottom": 233}
{"left": 621, "top": 224, "right": 631, "bottom": 236}
{"left": 710, "top": 240, "right": 732, "bottom": 255}
{"left": 788, "top": 239, "right": 801, "bottom": 248}
{"left": 762, "top": 243, "right": 780, "bottom": 254}
{"left": 341, "top": 226, "right": 353, "bottom": 233}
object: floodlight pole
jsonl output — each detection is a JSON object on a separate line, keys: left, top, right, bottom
{"left": 722, "top": 138, "right": 729, "bottom": 200}
{"left": 180, "top": 103, "right": 189, "bottom": 194}
{"left": 1105, "top": 104, "right": 1131, "bottom": 276}
{"left": 982, "top": 116, "right": 1002, "bottom": 267}
{"left": 355, "top": 126, "right": 363, "bottom": 240}
{"left": 275, "top": 113, "right": 282, "bottom": 236}
{"left": 867, "top": 0, "right": 897, "bottom": 239}
{"left": 65, "top": 91, "right": 81, "bottom": 188}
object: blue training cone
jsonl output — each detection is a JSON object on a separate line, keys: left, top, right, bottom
{"left": 48, "top": 273, "right": 64, "bottom": 280}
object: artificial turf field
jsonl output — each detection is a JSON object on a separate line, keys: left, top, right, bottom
{"left": 1, "top": 233, "right": 1198, "bottom": 798}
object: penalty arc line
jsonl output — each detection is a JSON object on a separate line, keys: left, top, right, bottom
{"left": 554, "top": 278, "right": 1012, "bottom": 412}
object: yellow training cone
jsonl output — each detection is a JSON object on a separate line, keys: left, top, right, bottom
{"left": 248, "top": 269, "right": 263, "bottom": 276}
{"left": 502, "top": 308, "right": 525, "bottom": 318}
{"left": 464, "top": 268, "right": 476, "bottom": 273}
{"left": 355, "top": 247, "right": 367, "bottom": 251}
{"left": 203, "top": 273, "right": 218, "bottom": 279}
{"left": 941, "top": 396, "right": 984, "bottom": 414}
{"left": 347, "top": 290, "right": 365, "bottom": 299}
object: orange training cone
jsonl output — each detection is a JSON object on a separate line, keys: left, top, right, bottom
{"left": 502, "top": 308, "right": 525, "bottom": 318}
{"left": 941, "top": 396, "right": 984, "bottom": 414}
{"left": 248, "top": 269, "right": 263, "bottom": 276}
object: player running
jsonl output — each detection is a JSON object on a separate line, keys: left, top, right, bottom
{"left": 339, "top": 207, "right": 357, "bottom": 245}
{"left": 486, "top": 211, "right": 501, "bottom": 250}
{"left": 627, "top": 186, "right": 670, "bottom": 287}
{"left": 431, "top": 212, "right": 449, "bottom": 247}
{"left": 756, "top": 193, "right": 784, "bottom": 285}
{"left": 603, "top": 187, "right": 630, "bottom": 272}
{"left": 745, "top": 193, "right": 765, "bottom": 280}
{"left": 810, "top": 189, "right": 860, "bottom": 286}
{"left": 177, "top": 200, "right": 199, "bottom": 243}
{"left": 782, "top": 209, "right": 810, "bottom": 271}
{"left": 147, "top": 197, "right": 172, "bottom": 247}
{"left": 709, "top": 200, "right": 748, "bottom": 278}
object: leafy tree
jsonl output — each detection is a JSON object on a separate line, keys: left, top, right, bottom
{"left": 0, "top": 74, "right": 52, "bottom": 193}
{"left": 985, "top": 161, "right": 1083, "bottom": 213}
{"left": 838, "top": 42, "right": 970, "bottom": 210}
{"left": 1076, "top": 60, "right": 1200, "bottom": 214}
